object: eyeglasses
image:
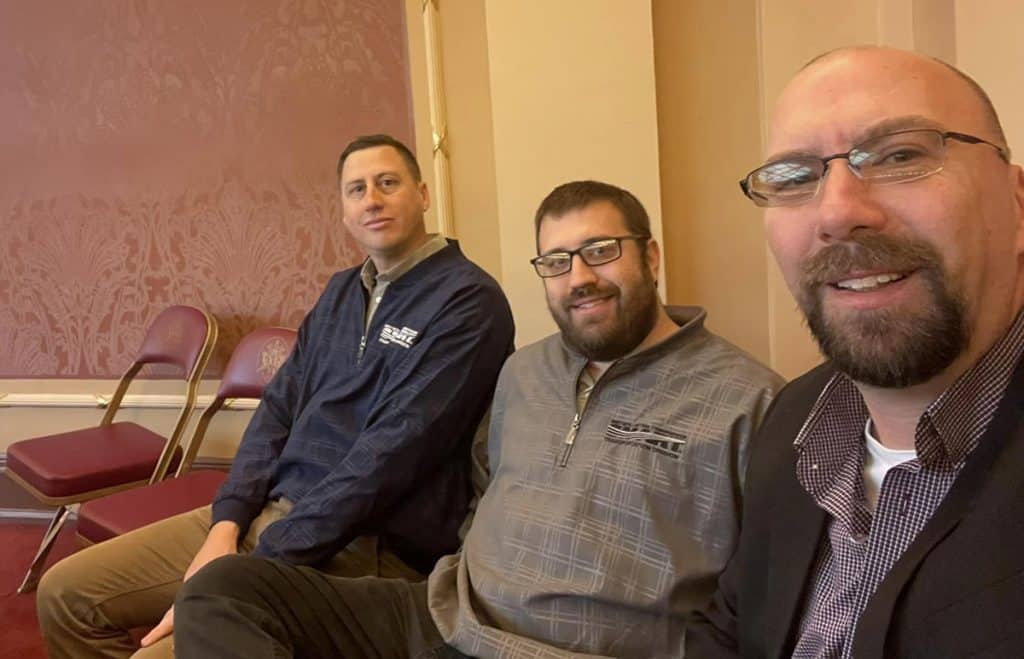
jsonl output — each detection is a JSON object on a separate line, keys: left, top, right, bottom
{"left": 530, "top": 235, "right": 649, "bottom": 278}
{"left": 739, "top": 128, "right": 1010, "bottom": 208}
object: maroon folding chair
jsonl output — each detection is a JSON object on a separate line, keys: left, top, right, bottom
{"left": 6, "top": 305, "right": 217, "bottom": 591}
{"left": 76, "top": 327, "right": 297, "bottom": 546}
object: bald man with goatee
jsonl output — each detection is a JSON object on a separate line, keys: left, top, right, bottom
{"left": 689, "top": 47, "right": 1024, "bottom": 658}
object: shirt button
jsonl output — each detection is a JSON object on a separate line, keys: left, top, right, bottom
{"left": 375, "top": 296, "right": 382, "bottom": 303}
{"left": 811, "top": 463, "right": 819, "bottom": 471}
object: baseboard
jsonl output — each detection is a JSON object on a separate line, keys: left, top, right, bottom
{"left": 0, "top": 454, "right": 232, "bottom": 523}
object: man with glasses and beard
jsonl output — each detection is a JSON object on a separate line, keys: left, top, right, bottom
{"left": 171, "top": 180, "right": 782, "bottom": 658}
{"left": 689, "top": 47, "right": 1024, "bottom": 658}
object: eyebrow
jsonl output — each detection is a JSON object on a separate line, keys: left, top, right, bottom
{"left": 764, "top": 115, "right": 945, "bottom": 163}
{"left": 342, "top": 170, "right": 403, "bottom": 188}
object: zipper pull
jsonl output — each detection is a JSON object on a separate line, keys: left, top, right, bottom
{"left": 357, "top": 334, "right": 367, "bottom": 362}
{"left": 558, "top": 412, "right": 582, "bottom": 467}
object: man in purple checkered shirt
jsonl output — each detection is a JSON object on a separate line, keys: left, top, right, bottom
{"left": 689, "top": 47, "right": 1024, "bottom": 658}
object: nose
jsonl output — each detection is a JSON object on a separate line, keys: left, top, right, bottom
{"left": 567, "top": 253, "right": 599, "bottom": 290}
{"left": 364, "top": 183, "right": 384, "bottom": 209}
{"left": 815, "top": 160, "right": 887, "bottom": 242}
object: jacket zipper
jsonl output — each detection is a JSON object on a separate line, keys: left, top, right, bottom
{"left": 558, "top": 412, "right": 582, "bottom": 467}
{"left": 357, "top": 333, "right": 367, "bottom": 364}
{"left": 558, "top": 363, "right": 602, "bottom": 468}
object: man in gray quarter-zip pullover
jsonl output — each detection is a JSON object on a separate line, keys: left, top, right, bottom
{"left": 173, "top": 180, "right": 784, "bottom": 659}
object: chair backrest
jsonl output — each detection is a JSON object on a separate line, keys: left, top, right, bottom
{"left": 175, "top": 327, "right": 297, "bottom": 475}
{"left": 101, "top": 305, "right": 218, "bottom": 483}
{"left": 136, "top": 305, "right": 219, "bottom": 378}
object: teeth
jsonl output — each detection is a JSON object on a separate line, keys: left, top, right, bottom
{"left": 835, "top": 272, "right": 906, "bottom": 291}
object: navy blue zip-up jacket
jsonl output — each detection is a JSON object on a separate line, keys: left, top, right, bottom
{"left": 211, "top": 241, "right": 515, "bottom": 573}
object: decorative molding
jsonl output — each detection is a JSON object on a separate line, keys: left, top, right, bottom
{"left": 0, "top": 393, "right": 259, "bottom": 411}
{"left": 422, "top": 0, "right": 456, "bottom": 238}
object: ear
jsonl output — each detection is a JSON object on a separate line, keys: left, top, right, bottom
{"left": 1006, "top": 165, "right": 1024, "bottom": 260}
{"left": 645, "top": 238, "right": 662, "bottom": 283}
{"left": 419, "top": 181, "right": 430, "bottom": 213}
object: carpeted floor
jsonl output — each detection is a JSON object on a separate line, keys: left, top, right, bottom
{"left": 0, "top": 520, "right": 81, "bottom": 659}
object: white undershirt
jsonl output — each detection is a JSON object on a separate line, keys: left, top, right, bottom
{"left": 862, "top": 418, "right": 917, "bottom": 510}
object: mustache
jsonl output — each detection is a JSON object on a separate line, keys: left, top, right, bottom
{"left": 801, "top": 234, "right": 942, "bottom": 287}
{"left": 564, "top": 283, "right": 617, "bottom": 308}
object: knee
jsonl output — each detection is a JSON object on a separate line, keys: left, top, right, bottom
{"left": 36, "top": 554, "right": 85, "bottom": 628}
{"left": 176, "top": 554, "right": 265, "bottom": 608}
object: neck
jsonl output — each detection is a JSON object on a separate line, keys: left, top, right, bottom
{"left": 369, "top": 231, "right": 431, "bottom": 274}
{"left": 856, "top": 318, "right": 1014, "bottom": 451}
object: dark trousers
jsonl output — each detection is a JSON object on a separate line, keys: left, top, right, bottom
{"left": 173, "top": 554, "right": 469, "bottom": 659}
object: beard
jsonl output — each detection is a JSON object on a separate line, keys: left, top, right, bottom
{"left": 549, "top": 269, "right": 660, "bottom": 362}
{"left": 799, "top": 233, "right": 969, "bottom": 388}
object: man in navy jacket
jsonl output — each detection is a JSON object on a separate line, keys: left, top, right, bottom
{"left": 37, "top": 134, "right": 515, "bottom": 659}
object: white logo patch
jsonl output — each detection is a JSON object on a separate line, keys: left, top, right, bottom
{"left": 379, "top": 324, "right": 419, "bottom": 349}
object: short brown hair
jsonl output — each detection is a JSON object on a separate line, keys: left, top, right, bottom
{"left": 534, "top": 180, "right": 651, "bottom": 251}
{"left": 336, "top": 134, "right": 422, "bottom": 182}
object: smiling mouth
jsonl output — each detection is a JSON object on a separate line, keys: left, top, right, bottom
{"left": 830, "top": 271, "right": 909, "bottom": 292}
{"left": 571, "top": 295, "right": 613, "bottom": 311}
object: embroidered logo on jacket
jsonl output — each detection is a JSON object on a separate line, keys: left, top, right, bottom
{"left": 379, "top": 324, "right": 419, "bottom": 349}
{"left": 605, "top": 420, "right": 687, "bottom": 459}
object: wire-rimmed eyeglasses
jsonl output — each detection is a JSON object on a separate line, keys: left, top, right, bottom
{"left": 739, "top": 128, "right": 1010, "bottom": 208}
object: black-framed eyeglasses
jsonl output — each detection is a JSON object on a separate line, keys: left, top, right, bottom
{"left": 739, "top": 128, "right": 1011, "bottom": 208}
{"left": 530, "top": 235, "right": 650, "bottom": 278}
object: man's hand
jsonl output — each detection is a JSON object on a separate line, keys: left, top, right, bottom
{"left": 139, "top": 520, "right": 241, "bottom": 647}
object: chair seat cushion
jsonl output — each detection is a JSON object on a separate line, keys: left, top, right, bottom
{"left": 7, "top": 422, "right": 177, "bottom": 499}
{"left": 78, "top": 470, "right": 229, "bottom": 543}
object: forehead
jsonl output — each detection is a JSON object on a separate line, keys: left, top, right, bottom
{"left": 538, "top": 200, "right": 629, "bottom": 252}
{"left": 340, "top": 145, "right": 409, "bottom": 183}
{"left": 767, "top": 50, "right": 989, "bottom": 157}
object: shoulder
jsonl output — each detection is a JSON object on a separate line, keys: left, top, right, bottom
{"left": 320, "top": 266, "right": 362, "bottom": 299}
{"left": 406, "top": 245, "right": 510, "bottom": 311}
{"left": 495, "top": 333, "right": 568, "bottom": 386}
{"left": 664, "top": 329, "right": 786, "bottom": 399}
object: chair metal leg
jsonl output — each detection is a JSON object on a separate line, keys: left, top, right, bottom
{"left": 17, "top": 505, "right": 72, "bottom": 593}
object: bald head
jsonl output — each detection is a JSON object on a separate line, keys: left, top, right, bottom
{"left": 798, "top": 47, "right": 1007, "bottom": 147}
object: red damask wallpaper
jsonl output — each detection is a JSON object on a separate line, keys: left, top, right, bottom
{"left": 0, "top": 0, "right": 413, "bottom": 377}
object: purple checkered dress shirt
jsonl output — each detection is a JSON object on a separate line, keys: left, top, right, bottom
{"left": 792, "top": 310, "right": 1024, "bottom": 659}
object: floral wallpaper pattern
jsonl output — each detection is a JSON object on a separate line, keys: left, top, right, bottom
{"left": 0, "top": 0, "right": 413, "bottom": 377}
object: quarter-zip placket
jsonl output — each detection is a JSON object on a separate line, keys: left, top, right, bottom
{"left": 557, "top": 363, "right": 604, "bottom": 467}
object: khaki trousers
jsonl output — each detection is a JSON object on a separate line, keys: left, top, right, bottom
{"left": 36, "top": 501, "right": 422, "bottom": 659}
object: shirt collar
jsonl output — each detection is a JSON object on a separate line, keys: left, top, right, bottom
{"left": 923, "top": 307, "right": 1024, "bottom": 464}
{"left": 359, "top": 233, "right": 448, "bottom": 292}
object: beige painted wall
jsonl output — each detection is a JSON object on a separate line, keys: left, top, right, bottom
{"left": 956, "top": 1, "right": 1024, "bottom": 159}
{"left": 436, "top": 0, "right": 503, "bottom": 282}
{"left": 652, "top": 0, "right": 770, "bottom": 362}
{"left": 483, "top": 0, "right": 664, "bottom": 347}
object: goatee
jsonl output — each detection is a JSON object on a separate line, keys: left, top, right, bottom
{"left": 799, "top": 233, "right": 968, "bottom": 388}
